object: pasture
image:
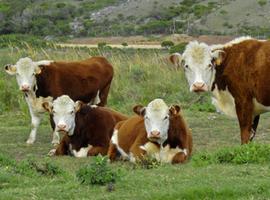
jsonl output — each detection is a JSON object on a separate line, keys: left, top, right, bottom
{"left": 1, "top": 46, "right": 270, "bottom": 199}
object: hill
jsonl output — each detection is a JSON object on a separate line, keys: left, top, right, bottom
{"left": 0, "top": 0, "right": 270, "bottom": 38}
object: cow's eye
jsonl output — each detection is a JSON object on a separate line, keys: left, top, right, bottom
{"left": 208, "top": 63, "right": 213, "bottom": 68}
{"left": 145, "top": 116, "right": 149, "bottom": 120}
{"left": 70, "top": 111, "right": 74, "bottom": 114}
{"left": 164, "top": 116, "right": 169, "bottom": 120}
{"left": 184, "top": 65, "right": 189, "bottom": 69}
{"left": 52, "top": 111, "right": 56, "bottom": 114}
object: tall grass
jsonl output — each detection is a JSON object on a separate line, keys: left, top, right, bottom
{"left": 0, "top": 45, "right": 213, "bottom": 116}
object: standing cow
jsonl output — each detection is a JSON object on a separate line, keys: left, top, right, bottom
{"left": 5, "top": 56, "right": 113, "bottom": 145}
{"left": 108, "top": 99, "right": 192, "bottom": 164}
{"left": 42, "top": 95, "right": 128, "bottom": 157}
{"left": 170, "top": 37, "right": 270, "bottom": 144}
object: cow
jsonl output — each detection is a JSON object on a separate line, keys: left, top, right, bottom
{"left": 107, "top": 99, "right": 192, "bottom": 164}
{"left": 4, "top": 56, "right": 113, "bottom": 145}
{"left": 42, "top": 95, "right": 128, "bottom": 157}
{"left": 169, "top": 36, "right": 270, "bottom": 144}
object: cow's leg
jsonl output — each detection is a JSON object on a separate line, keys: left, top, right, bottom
{"left": 250, "top": 115, "right": 260, "bottom": 141}
{"left": 98, "top": 79, "right": 112, "bottom": 106}
{"left": 53, "top": 135, "right": 70, "bottom": 156}
{"left": 129, "top": 143, "right": 147, "bottom": 162}
{"left": 235, "top": 99, "right": 253, "bottom": 144}
{"left": 26, "top": 101, "right": 42, "bottom": 144}
{"left": 107, "top": 142, "right": 118, "bottom": 161}
{"left": 87, "top": 146, "right": 108, "bottom": 156}
{"left": 172, "top": 152, "right": 188, "bottom": 164}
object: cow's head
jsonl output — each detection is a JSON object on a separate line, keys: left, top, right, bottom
{"left": 133, "top": 99, "right": 181, "bottom": 145}
{"left": 4, "top": 57, "right": 51, "bottom": 93}
{"left": 169, "top": 41, "right": 225, "bottom": 93}
{"left": 42, "top": 95, "right": 83, "bottom": 136}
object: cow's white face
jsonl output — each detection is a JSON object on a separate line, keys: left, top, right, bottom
{"left": 42, "top": 95, "right": 82, "bottom": 136}
{"left": 170, "top": 41, "right": 222, "bottom": 93}
{"left": 4, "top": 57, "right": 52, "bottom": 93}
{"left": 133, "top": 99, "right": 170, "bottom": 145}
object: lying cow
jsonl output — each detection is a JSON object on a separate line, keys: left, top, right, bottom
{"left": 108, "top": 99, "right": 192, "bottom": 164}
{"left": 170, "top": 36, "right": 270, "bottom": 144}
{"left": 42, "top": 95, "right": 128, "bottom": 157}
{"left": 5, "top": 56, "right": 113, "bottom": 144}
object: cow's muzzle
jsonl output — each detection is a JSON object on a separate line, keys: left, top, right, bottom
{"left": 191, "top": 82, "right": 208, "bottom": 93}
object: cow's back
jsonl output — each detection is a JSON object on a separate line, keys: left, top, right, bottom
{"left": 36, "top": 56, "right": 113, "bottom": 102}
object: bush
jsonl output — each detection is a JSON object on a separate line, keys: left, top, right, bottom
{"left": 169, "top": 42, "right": 187, "bottom": 54}
{"left": 97, "top": 42, "right": 107, "bottom": 49}
{"left": 161, "top": 40, "right": 175, "bottom": 49}
{"left": 76, "top": 155, "right": 119, "bottom": 185}
{"left": 193, "top": 143, "right": 270, "bottom": 166}
{"left": 121, "top": 42, "right": 128, "bottom": 47}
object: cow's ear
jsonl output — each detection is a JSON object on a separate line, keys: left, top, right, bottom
{"left": 75, "top": 101, "right": 83, "bottom": 113}
{"left": 133, "top": 105, "right": 146, "bottom": 116}
{"left": 34, "top": 65, "right": 43, "bottom": 75}
{"left": 169, "top": 105, "right": 181, "bottom": 115}
{"left": 4, "top": 64, "right": 17, "bottom": 75}
{"left": 212, "top": 50, "right": 226, "bottom": 66}
{"left": 169, "top": 53, "right": 182, "bottom": 68}
{"left": 42, "top": 102, "right": 53, "bottom": 113}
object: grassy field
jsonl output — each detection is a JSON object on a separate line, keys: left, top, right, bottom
{"left": 1, "top": 46, "right": 270, "bottom": 199}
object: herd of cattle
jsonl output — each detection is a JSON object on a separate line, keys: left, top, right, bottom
{"left": 4, "top": 36, "right": 270, "bottom": 164}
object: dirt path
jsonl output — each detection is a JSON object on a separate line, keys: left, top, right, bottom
{"left": 57, "top": 43, "right": 163, "bottom": 49}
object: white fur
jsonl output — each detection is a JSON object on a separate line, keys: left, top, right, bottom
{"left": 159, "top": 145, "right": 184, "bottom": 163}
{"left": 111, "top": 129, "right": 129, "bottom": 159}
{"left": 144, "top": 99, "right": 170, "bottom": 145}
{"left": 182, "top": 41, "right": 216, "bottom": 91}
{"left": 52, "top": 95, "right": 77, "bottom": 136}
{"left": 253, "top": 99, "right": 270, "bottom": 116}
{"left": 211, "top": 36, "right": 253, "bottom": 50}
{"left": 71, "top": 145, "right": 93, "bottom": 158}
{"left": 92, "top": 90, "right": 101, "bottom": 105}
{"left": 212, "top": 86, "right": 237, "bottom": 118}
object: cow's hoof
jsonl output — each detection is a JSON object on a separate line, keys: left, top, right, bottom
{"left": 48, "top": 149, "right": 56, "bottom": 156}
{"left": 26, "top": 139, "right": 35, "bottom": 145}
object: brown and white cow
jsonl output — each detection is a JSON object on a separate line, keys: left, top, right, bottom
{"left": 108, "top": 99, "right": 192, "bottom": 164}
{"left": 170, "top": 36, "right": 270, "bottom": 144}
{"left": 5, "top": 56, "right": 113, "bottom": 144}
{"left": 42, "top": 95, "right": 127, "bottom": 157}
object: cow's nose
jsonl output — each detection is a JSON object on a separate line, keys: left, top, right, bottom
{"left": 192, "top": 82, "right": 207, "bottom": 92}
{"left": 21, "top": 85, "right": 30, "bottom": 92}
{"left": 150, "top": 131, "right": 160, "bottom": 138}
{"left": 57, "top": 124, "right": 67, "bottom": 130}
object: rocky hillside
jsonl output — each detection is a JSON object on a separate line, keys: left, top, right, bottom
{"left": 1, "top": 0, "right": 269, "bottom": 38}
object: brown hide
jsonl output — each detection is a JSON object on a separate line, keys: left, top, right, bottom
{"left": 212, "top": 39, "right": 270, "bottom": 143}
{"left": 108, "top": 113, "right": 192, "bottom": 164}
{"left": 36, "top": 56, "right": 113, "bottom": 106}
{"left": 55, "top": 105, "right": 127, "bottom": 156}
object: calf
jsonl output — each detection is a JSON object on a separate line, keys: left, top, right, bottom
{"left": 108, "top": 99, "right": 192, "bottom": 164}
{"left": 5, "top": 56, "right": 113, "bottom": 144}
{"left": 42, "top": 95, "right": 127, "bottom": 157}
{"left": 170, "top": 37, "right": 270, "bottom": 144}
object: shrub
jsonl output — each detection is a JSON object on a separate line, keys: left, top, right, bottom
{"left": 97, "top": 42, "right": 107, "bottom": 49}
{"left": 193, "top": 143, "right": 270, "bottom": 166}
{"left": 258, "top": 0, "right": 267, "bottom": 7}
{"left": 121, "top": 42, "right": 128, "bottom": 47}
{"left": 161, "top": 40, "right": 175, "bottom": 49}
{"left": 76, "top": 155, "right": 119, "bottom": 185}
{"left": 169, "top": 42, "right": 187, "bottom": 54}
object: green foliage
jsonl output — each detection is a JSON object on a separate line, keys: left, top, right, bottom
{"left": 134, "top": 156, "right": 161, "bottom": 169}
{"left": 161, "top": 40, "right": 174, "bottom": 49}
{"left": 0, "top": 34, "right": 50, "bottom": 48}
{"left": 97, "top": 42, "right": 107, "bottom": 48}
{"left": 121, "top": 42, "right": 128, "bottom": 47}
{"left": 258, "top": 0, "right": 267, "bottom": 7}
{"left": 169, "top": 42, "right": 187, "bottom": 54}
{"left": 193, "top": 143, "right": 270, "bottom": 166}
{"left": 76, "top": 155, "right": 119, "bottom": 185}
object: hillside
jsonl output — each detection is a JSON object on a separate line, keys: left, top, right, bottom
{"left": 0, "top": 0, "right": 270, "bottom": 38}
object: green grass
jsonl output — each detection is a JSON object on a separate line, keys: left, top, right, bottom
{"left": 1, "top": 46, "right": 270, "bottom": 199}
